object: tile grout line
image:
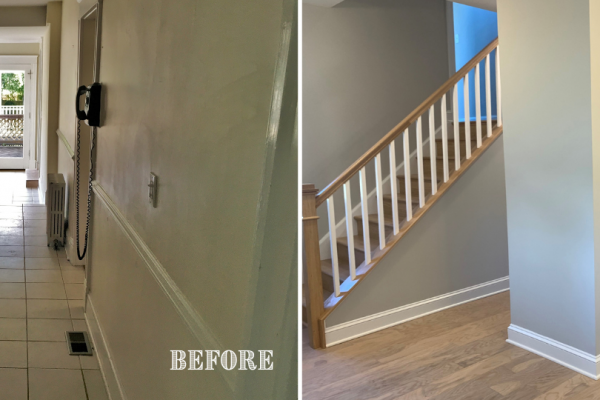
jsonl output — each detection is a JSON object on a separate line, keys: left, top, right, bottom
{"left": 0, "top": 176, "right": 97, "bottom": 397}
{"left": 56, "top": 230, "right": 91, "bottom": 400}
{"left": 23, "top": 205, "right": 29, "bottom": 400}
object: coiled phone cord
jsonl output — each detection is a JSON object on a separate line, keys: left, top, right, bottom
{"left": 75, "top": 119, "right": 96, "bottom": 260}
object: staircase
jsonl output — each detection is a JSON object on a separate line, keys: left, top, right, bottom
{"left": 302, "top": 38, "right": 503, "bottom": 349}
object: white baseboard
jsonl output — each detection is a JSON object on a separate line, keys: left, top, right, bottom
{"left": 85, "top": 296, "right": 127, "bottom": 400}
{"left": 507, "top": 324, "right": 600, "bottom": 380}
{"left": 325, "top": 276, "right": 509, "bottom": 347}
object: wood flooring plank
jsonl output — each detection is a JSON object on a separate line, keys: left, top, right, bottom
{"left": 302, "top": 291, "right": 599, "bottom": 400}
{"left": 532, "top": 374, "right": 594, "bottom": 400}
{"left": 303, "top": 311, "right": 510, "bottom": 396}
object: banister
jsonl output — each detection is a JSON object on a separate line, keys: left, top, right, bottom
{"left": 314, "top": 37, "right": 499, "bottom": 208}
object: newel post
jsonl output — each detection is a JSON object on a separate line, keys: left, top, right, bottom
{"left": 302, "top": 184, "right": 325, "bottom": 349}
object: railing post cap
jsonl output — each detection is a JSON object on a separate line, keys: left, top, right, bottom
{"left": 303, "top": 184, "right": 319, "bottom": 195}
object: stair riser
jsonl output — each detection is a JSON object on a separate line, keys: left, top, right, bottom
{"left": 423, "top": 160, "right": 455, "bottom": 177}
{"left": 397, "top": 177, "right": 433, "bottom": 196}
{"left": 356, "top": 219, "right": 394, "bottom": 242}
{"left": 337, "top": 242, "right": 367, "bottom": 266}
{"left": 321, "top": 271, "right": 337, "bottom": 293}
{"left": 435, "top": 141, "right": 475, "bottom": 158}
{"left": 383, "top": 198, "right": 409, "bottom": 221}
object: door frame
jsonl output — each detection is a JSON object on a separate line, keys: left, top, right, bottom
{"left": 0, "top": 55, "right": 38, "bottom": 170}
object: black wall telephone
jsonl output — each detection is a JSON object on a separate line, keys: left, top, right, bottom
{"left": 74, "top": 82, "right": 101, "bottom": 260}
{"left": 76, "top": 82, "right": 101, "bottom": 127}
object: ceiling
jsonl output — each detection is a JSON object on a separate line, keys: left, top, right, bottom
{"left": 450, "top": 0, "right": 496, "bottom": 12}
{"left": 303, "top": 0, "right": 497, "bottom": 11}
{"left": 0, "top": 0, "right": 49, "bottom": 5}
{"left": 303, "top": 0, "right": 344, "bottom": 7}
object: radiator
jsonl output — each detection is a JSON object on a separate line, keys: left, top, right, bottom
{"left": 46, "top": 174, "right": 66, "bottom": 248}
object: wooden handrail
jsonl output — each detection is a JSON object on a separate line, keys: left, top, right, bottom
{"left": 314, "top": 37, "right": 499, "bottom": 207}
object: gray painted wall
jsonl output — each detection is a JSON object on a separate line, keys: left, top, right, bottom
{"left": 328, "top": 136, "right": 509, "bottom": 326}
{"left": 498, "top": 0, "right": 597, "bottom": 354}
{"left": 303, "top": 0, "right": 450, "bottom": 233}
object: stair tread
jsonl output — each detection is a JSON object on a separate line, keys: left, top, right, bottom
{"left": 436, "top": 137, "right": 477, "bottom": 143}
{"left": 354, "top": 212, "right": 396, "bottom": 228}
{"left": 397, "top": 173, "right": 441, "bottom": 182}
{"left": 337, "top": 234, "right": 379, "bottom": 253}
{"left": 423, "top": 155, "right": 455, "bottom": 161}
{"left": 382, "top": 193, "right": 420, "bottom": 204}
{"left": 321, "top": 259, "right": 350, "bottom": 281}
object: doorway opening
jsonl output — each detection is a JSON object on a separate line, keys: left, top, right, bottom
{"left": 451, "top": 2, "right": 498, "bottom": 122}
{"left": 0, "top": 57, "right": 37, "bottom": 171}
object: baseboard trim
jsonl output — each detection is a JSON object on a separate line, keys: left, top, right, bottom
{"left": 507, "top": 324, "right": 600, "bottom": 380}
{"left": 325, "top": 276, "right": 509, "bottom": 347}
{"left": 85, "top": 296, "right": 127, "bottom": 400}
{"left": 91, "top": 181, "right": 236, "bottom": 393}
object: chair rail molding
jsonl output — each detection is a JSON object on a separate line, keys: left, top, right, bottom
{"left": 91, "top": 181, "right": 237, "bottom": 393}
{"left": 56, "top": 128, "right": 74, "bottom": 159}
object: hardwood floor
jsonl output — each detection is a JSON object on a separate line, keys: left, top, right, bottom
{"left": 303, "top": 292, "right": 600, "bottom": 399}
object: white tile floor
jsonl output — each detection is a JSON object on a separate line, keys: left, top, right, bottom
{"left": 0, "top": 172, "right": 109, "bottom": 399}
{"left": 0, "top": 171, "right": 40, "bottom": 206}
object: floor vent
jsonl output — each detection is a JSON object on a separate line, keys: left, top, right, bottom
{"left": 66, "top": 331, "right": 93, "bottom": 356}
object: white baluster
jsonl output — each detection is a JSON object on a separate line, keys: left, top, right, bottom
{"left": 453, "top": 84, "right": 460, "bottom": 171}
{"left": 441, "top": 95, "right": 449, "bottom": 182}
{"left": 429, "top": 105, "right": 437, "bottom": 195}
{"left": 475, "top": 63, "right": 482, "bottom": 148}
{"left": 496, "top": 46, "right": 502, "bottom": 128}
{"left": 464, "top": 74, "right": 471, "bottom": 159}
{"left": 375, "top": 154, "right": 385, "bottom": 250}
{"left": 389, "top": 141, "right": 400, "bottom": 235}
{"left": 486, "top": 54, "right": 492, "bottom": 138}
{"left": 327, "top": 197, "right": 341, "bottom": 297}
{"left": 343, "top": 182, "right": 356, "bottom": 281}
{"left": 359, "top": 168, "right": 372, "bottom": 264}
{"left": 416, "top": 117, "right": 425, "bottom": 207}
{"left": 403, "top": 129, "right": 413, "bottom": 221}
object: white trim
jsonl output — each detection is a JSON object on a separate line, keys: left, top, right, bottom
{"left": 507, "top": 324, "right": 600, "bottom": 380}
{"left": 85, "top": 296, "right": 127, "bottom": 400}
{"left": 37, "top": 185, "right": 44, "bottom": 204}
{"left": 91, "top": 181, "right": 237, "bottom": 393}
{"left": 0, "top": 56, "right": 38, "bottom": 170}
{"left": 325, "top": 276, "right": 509, "bottom": 347}
{"left": 56, "top": 128, "right": 74, "bottom": 159}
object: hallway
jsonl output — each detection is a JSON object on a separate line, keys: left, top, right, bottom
{"left": 0, "top": 172, "right": 108, "bottom": 399}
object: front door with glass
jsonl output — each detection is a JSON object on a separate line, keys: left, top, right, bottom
{"left": 0, "top": 58, "right": 37, "bottom": 170}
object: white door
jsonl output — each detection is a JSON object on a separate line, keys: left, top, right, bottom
{"left": 0, "top": 57, "right": 37, "bottom": 170}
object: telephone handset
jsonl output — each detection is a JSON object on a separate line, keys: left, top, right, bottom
{"left": 74, "top": 82, "right": 101, "bottom": 260}
{"left": 76, "top": 82, "right": 101, "bottom": 126}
